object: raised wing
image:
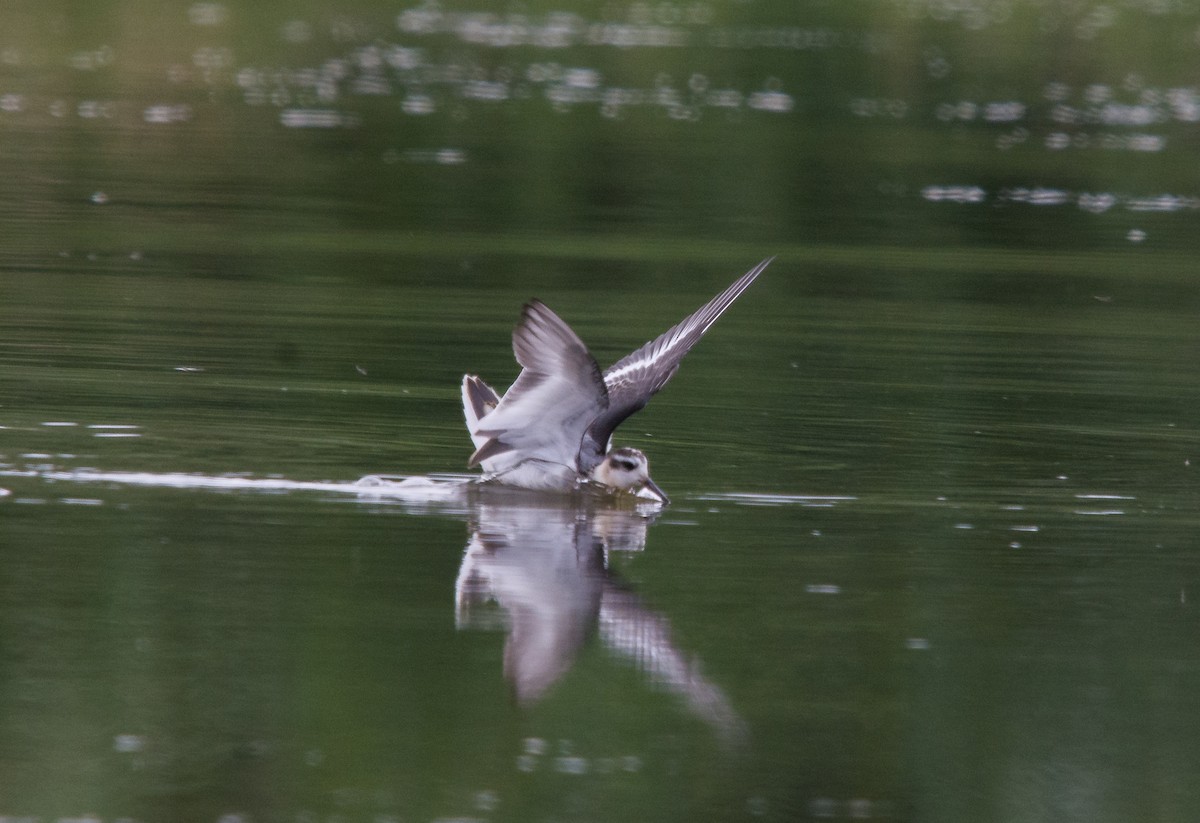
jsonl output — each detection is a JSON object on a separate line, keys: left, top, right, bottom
{"left": 467, "top": 299, "right": 608, "bottom": 472}
{"left": 462, "top": 375, "right": 501, "bottom": 452}
{"left": 577, "top": 257, "right": 771, "bottom": 471}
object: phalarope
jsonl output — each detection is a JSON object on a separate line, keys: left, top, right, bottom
{"left": 461, "top": 258, "right": 771, "bottom": 504}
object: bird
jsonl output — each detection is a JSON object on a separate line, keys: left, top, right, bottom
{"left": 461, "top": 258, "right": 771, "bottom": 504}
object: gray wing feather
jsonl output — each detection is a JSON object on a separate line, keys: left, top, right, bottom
{"left": 468, "top": 300, "right": 608, "bottom": 469}
{"left": 577, "top": 257, "right": 771, "bottom": 470}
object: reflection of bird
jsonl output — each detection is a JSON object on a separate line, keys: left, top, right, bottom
{"left": 462, "top": 258, "right": 772, "bottom": 504}
{"left": 454, "top": 502, "right": 747, "bottom": 745}
{"left": 598, "top": 582, "right": 749, "bottom": 748}
{"left": 455, "top": 503, "right": 616, "bottom": 705}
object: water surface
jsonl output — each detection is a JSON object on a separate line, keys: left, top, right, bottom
{"left": 3, "top": 2, "right": 1200, "bottom": 822}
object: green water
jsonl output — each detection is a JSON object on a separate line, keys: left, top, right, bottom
{"left": 3, "top": 2, "right": 1200, "bottom": 822}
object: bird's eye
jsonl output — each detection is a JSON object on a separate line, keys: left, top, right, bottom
{"left": 614, "top": 459, "right": 637, "bottom": 471}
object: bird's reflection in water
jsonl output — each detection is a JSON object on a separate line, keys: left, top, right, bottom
{"left": 454, "top": 498, "right": 747, "bottom": 745}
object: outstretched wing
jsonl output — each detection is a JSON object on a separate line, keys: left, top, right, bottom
{"left": 462, "top": 374, "right": 501, "bottom": 451}
{"left": 468, "top": 299, "right": 608, "bottom": 471}
{"left": 577, "top": 257, "right": 771, "bottom": 471}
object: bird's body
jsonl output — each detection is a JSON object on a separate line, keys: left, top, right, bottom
{"left": 462, "top": 258, "right": 771, "bottom": 504}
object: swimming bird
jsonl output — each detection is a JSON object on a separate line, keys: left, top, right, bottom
{"left": 461, "top": 258, "right": 771, "bottom": 504}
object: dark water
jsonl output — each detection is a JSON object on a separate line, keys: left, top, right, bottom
{"left": 3, "top": 3, "right": 1200, "bottom": 822}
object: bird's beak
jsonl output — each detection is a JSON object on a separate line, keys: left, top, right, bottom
{"left": 643, "top": 476, "right": 670, "bottom": 506}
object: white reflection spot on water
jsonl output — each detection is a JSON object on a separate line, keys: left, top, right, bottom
{"left": 1078, "top": 192, "right": 1116, "bottom": 213}
{"left": 113, "top": 734, "right": 146, "bottom": 753}
{"left": 554, "top": 756, "right": 589, "bottom": 774}
{"left": 280, "top": 108, "right": 357, "bottom": 128}
{"left": 144, "top": 104, "right": 193, "bottom": 124}
{"left": 402, "top": 94, "right": 435, "bottom": 114}
{"left": 906, "top": 638, "right": 930, "bottom": 650}
{"left": 805, "top": 583, "right": 840, "bottom": 595}
{"left": 921, "top": 184, "right": 985, "bottom": 203}
{"left": 1084, "top": 82, "right": 1112, "bottom": 104}
{"left": 747, "top": 90, "right": 793, "bottom": 112}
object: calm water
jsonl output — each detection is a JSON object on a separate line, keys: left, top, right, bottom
{"left": 3, "top": 2, "right": 1200, "bottom": 822}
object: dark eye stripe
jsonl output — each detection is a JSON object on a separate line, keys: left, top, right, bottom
{"left": 614, "top": 459, "right": 637, "bottom": 471}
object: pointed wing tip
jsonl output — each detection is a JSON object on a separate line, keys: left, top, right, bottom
{"left": 738, "top": 256, "right": 774, "bottom": 287}
{"left": 521, "top": 298, "right": 551, "bottom": 318}
{"left": 591, "top": 257, "right": 771, "bottom": 448}
{"left": 513, "top": 299, "right": 551, "bottom": 340}
{"left": 510, "top": 297, "right": 601, "bottom": 383}
{"left": 703, "top": 258, "right": 771, "bottom": 314}
{"left": 463, "top": 375, "right": 500, "bottom": 422}
{"left": 698, "top": 256, "right": 771, "bottom": 324}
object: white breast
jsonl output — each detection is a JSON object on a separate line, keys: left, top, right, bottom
{"left": 477, "top": 457, "right": 581, "bottom": 492}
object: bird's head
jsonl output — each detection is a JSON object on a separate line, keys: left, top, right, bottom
{"left": 589, "top": 446, "right": 669, "bottom": 504}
